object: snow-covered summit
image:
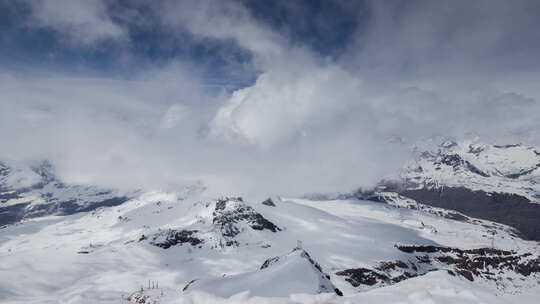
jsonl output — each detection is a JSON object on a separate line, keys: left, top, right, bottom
{"left": 366, "top": 139, "right": 540, "bottom": 241}
{"left": 400, "top": 140, "right": 540, "bottom": 201}
{"left": 138, "top": 196, "right": 281, "bottom": 250}
{"left": 183, "top": 247, "right": 342, "bottom": 297}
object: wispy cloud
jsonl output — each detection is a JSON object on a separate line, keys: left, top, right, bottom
{"left": 24, "top": 0, "right": 127, "bottom": 45}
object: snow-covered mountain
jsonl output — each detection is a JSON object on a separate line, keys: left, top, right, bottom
{"left": 183, "top": 247, "right": 343, "bottom": 297}
{"left": 0, "top": 160, "right": 135, "bottom": 227}
{"left": 1, "top": 186, "right": 539, "bottom": 302}
{"left": 1, "top": 149, "right": 540, "bottom": 303}
{"left": 365, "top": 140, "right": 540, "bottom": 241}
{"left": 401, "top": 140, "right": 540, "bottom": 201}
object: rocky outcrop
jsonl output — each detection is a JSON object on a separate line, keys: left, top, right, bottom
{"left": 336, "top": 268, "right": 392, "bottom": 287}
{"left": 261, "top": 198, "right": 276, "bottom": 207}
{"left": 143, "top": 229, "right": 204, "bottom": 249}
{"left": 337, "top": 244, "right": 540, "bottom": 290}
{"left": 138, "top": 197, "right": 281, "bottom": 249}
{"left": 439, "top": 154, "right": 490, "bottom": 177}
{"left": 212, "top": 197, "right": 280, "bottom": 246}
{"left": 396, "top": 245, "right": 540, "bottom": 281}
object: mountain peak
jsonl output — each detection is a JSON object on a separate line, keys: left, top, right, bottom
{"left": 184, "top": 246, "right": 342, "bottom": 297}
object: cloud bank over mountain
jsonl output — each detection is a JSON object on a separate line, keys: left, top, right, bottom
{"left": 1, "top": 0, "right": 539, "bottom": 196}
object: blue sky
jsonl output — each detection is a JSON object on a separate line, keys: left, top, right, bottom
{"left": 2, "top": 1, "right": 539, "bottom": 87}
{"left": 0, "top": 0, "right": 363, "bottom": 86}
{"left": 1, "top": 0, "right": 540, "bottom": 195}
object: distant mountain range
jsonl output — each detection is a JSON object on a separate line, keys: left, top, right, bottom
{"left": 374, "top": 140, "right": 540, "bottom": 240}
{"left": 1, "top": 139, "right": 539, "bottom": 303}
{"left": 0, "top": 159, "right": 134, "bottom": 227}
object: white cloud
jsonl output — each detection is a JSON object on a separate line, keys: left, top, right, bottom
{"left": 161, "top": 104, "right": 189, "bottom": 129}
{"left": 3, "top": 0, "right": 540, "bottom": 197}
{"left": 211, "top": 60, "right": 362, "bottom": 146}
{"left": 25, "top": 0, "right": 126, "bottom": 45}
{"left": 159, "top": 0, "right": 286, "bottom": 61}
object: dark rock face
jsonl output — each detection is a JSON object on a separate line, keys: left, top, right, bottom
{"left": 146, "top": 229, "right": 203, "bottom": 249}
{"left": 212, "top": 197, "right": 280, "bottom": 246}
{"left": 395, "top": 245, "right": 540, "bottom": 281}
{"left": 0, "top": 203, "right": 29, "bottom": 227}
{"left": 260, "top": 256, "right": 280, "bottom": 270}
{"left": 438, "top": 154, "right": 489, "bottom": 177}
{"left": 183, "top": 279, "right": 197, "bottom": 292}
{"left": 337, "top": 244, "right": 540, "bottom": 289}
{"left": 336, "top": 259, "right": 421, "bottom": 288}
{"left": 261, "top": 198, "right": 276, "bottom": 207}
{"left": 336, "top": 268, "right": 391, "bottom": 286}
{"left": 399, "top": 187, "right": 540, "bottom": 240}
{"left": 299, "top": 250, "right": 325, "bottom": 275}
{"left": 494, "top": 144, "right": 521, "bottom": 149}
{"left": 395, "top": 245, "right": 513, "bottom": 255}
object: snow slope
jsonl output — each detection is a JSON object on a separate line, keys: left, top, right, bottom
{"left": 184, "top": 247, "right": 341, "bottom": 297}
{"left": 176, "top": 270, "right": 526, "bottom": 304}
{"left": 359, "top": 139, "right": 540, "bottom": 241}
{"left": 400, "top": 140, "right": 540, "bottom": 202}
{"left": 1, "top": 190, "right": 538, "bottom": 303}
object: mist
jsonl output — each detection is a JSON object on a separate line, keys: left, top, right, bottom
{"left": 1, "top": 0, "right": 540, "bottom": 197}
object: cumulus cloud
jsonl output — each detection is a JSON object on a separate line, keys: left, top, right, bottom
{"left": 208, "top": 3, "right": 539, "bottom": 143}
{"left": 206, "top": 0, "right": 540, "bottom": 144}
{"left": 25, "top": 0, "right": 126, "bottom": 45}
{"left": 210, "top": 60, "right": 357, "bottom": 145}
{"left": 2, "top": 0, "right": 540, "bottom": 198}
